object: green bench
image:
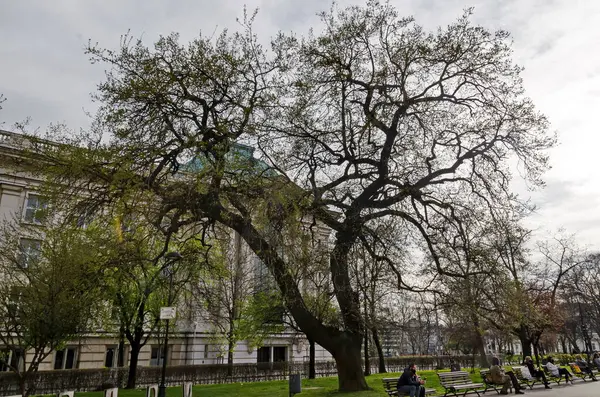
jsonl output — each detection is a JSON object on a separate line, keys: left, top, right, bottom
{"left": 542, "top": 366, "right": 566, "bottom": 385}
{"left": 437, "top": 371, "right": 484, "bottom": 397}
{"left": 382, "top": 377, "right": 437, "bottom": 396}
{"left": 511, "top": 366, "right": 542, "bottom": 389}
{"left": 568, "top": 362, "right": 598, "bottom": 382}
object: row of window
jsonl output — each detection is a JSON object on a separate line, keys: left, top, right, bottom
{"left": 1, "top": 345, "right": 289, "bottom": 371}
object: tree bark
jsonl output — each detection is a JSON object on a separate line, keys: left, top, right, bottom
{"left": 560, "top": 337, "right": 568, "bottom": 354}
{"left": 472, "top": 322, "right": 488, "bottom": 368}
{"left": 533, "top": 342, "right": 540, "bottom": 367}
{"left": 308, "top": 338, "right": 316, "bottom": 379}
{"left": 333, "top": 336, "right": 369, "bottom": 392}
{"left": 227, "top": 335, "right": 234, "bottom": 377}
{"left": 517, "top": 328, "right": 532, "bottom": 361}
{"left": 126, "top": 343, "right": 141, "bottom": 389}
{"left": 118, "top": 327, "right": 125, "bottom": 367}
{"left": 363, "top": 328, "right": 370, "bottom": 376}
{"left": 216, "top": 203, "right": 369, "bottom": 391}
{"left": 371, "top": 327, "right": 387, "bottom": 373}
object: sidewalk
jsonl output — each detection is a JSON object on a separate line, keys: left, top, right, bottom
{"left": 521, "top": 380, "right": 599, "bottom": 397}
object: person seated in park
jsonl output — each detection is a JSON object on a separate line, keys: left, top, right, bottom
{"left": 545, "top": 356, "right": 573, "bottom": 383}
{"left": 490, "top": 357, "right": 524, "bottom": 395}
{"left": 397, "top": 363, "right": 426, "bottom": 397}
{"left": 593, "top": 353, "right": 600, "bottom": 370}
{"left": 523, "top": 356, "right": 551, "bottom": 389}
{"left": 575, "top": 355, "right": 598, "bottom": 380}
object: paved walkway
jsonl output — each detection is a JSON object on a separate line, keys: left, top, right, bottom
{"left": 518, "top": 380, "right": 599, "bottom": 397}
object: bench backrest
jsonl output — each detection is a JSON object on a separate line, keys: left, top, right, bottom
{"left": 479, "top": 369, "right": 492, "bottom": 382}
{"left": 438, "top": 371, "right": 472, "bottom": 386}
{"left": 382, "top": 378, "right": 399, "bottom": 390}
{"left": 511, "top": 367, "right": 527, "bottom": 379}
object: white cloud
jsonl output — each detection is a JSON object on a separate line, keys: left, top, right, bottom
{"left": 1, "top": 0, "right": 599, "bottom": 247}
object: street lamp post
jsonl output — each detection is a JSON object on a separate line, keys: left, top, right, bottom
{"left": 158, "top": 251, "right": 183, "bottom": 397}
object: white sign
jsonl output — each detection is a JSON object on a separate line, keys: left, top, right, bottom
{"left": 160, "top": 307, "right": 177, "bottom": 320}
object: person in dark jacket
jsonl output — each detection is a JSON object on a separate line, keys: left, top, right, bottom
{"left": 593, "top": 353, "right": 600, "bottom": 371}
{"left": 574, "top": 355, "right": 597, "bottom": 380}
{"left": 397, "top": 363, "right": 425, "bottom": 397}
{"left": 524, "top": 356, "right": 552, "bottom": 389}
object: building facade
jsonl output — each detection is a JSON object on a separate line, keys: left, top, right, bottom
{"left": 0, "top": 129, "right": 333, "bottom": 373}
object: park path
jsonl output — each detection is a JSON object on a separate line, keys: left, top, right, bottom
{"left": 519, "top": 380, "right": 599, "bottom": 397}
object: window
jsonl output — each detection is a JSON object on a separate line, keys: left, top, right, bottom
{"left": 273, "top": 346, "right": 287, "bottom": 362}
{"left": 54, "top": 347, "right": 77, "bottom": 370}
{"left": 6, "top": 287, "right": 23, "bottom": 315}
{"left": 104, "top": 347, "right": 116, "bottom": 368}
{"left": 257, "top": 346, "right": 271, "bottom": 363}
{"left": 23, "top": 194, "right": 47, "bottom": 224}
{"left": 0, "top": 348, "right": 24, "bottom": 372}
{"left": 203, "top": 344, "right": 209, "bottom": 359}
{"left": 19, "top": 239, "right": 41, "bottom": 268}
{"left": 150, "top": 346, "right": 166, "bottom": 367}
{"left": 76, "top": 208, "right": 95, "bottom": 229}
{"left": 253, "top": 257, "right": 277, "bottom": 294}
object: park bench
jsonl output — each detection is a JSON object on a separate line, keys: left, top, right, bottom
{"left": 541, "top": 366, "right": 564, "bottom": 385}
{"left": 382, "top": 378, "right": 437, "bottom": 396}
{"left": 511, "top": 366, "right": 541, "bottom": 389}
{"left": 479, "top": 369, "right": 502, "bottom": 394}
{"left": 438, "top": 371, "right": 484, "bottom": 397}
{"left": 568, "top": 363, "right": 598, "bottom": 382}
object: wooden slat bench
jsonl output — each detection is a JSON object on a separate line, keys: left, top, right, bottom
{"left": 479, "top": 369, "right": 502, "bottom": 394}
{"left": 438, "top": 371, "right": 484, "bottom": 397}
{"left": 542, "top": 366, "right": 564, "bottom": 385}
{"left": 568, "top": 363, "right": 598, "bottom": 382}
{"left": 382, "top": 378, "right": 437, "bottom": 396}
{"left": 511, "top": 366, "right": 541, "bottom": 389}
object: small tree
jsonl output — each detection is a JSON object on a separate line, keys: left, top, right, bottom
{"left": 0, "top": 221, "right": 103, "bottom": 396}
{"left": 193, "top": 228, "right": 284, "bottom": 374}
{"left": 88, "top": 209, "right": 205, "bottom": 389}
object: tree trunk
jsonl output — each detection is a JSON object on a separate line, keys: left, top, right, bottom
{"left": 126, "top": 343, "right": 141, "bottom": 389}
{"left": 472, "top": 326, "right": 488, "bottom": 368}
{"left": 18, "top": 375, "right": 26, "bottom": 397}
{"left": 117, "top": 327, "right": 126, "bottom": 387}
{"left": 118, "top": 326, "right": 125, "bottom": 367}
{"left": 533, "top": 342, "right": 540, "bottom": 367}
{"left": 371, "top": 327, "right": 387, "bottom": 373}
{"left": 560, "top": 337, "right": 568, "bottom": 354}
{"left": 517, "top": 328, "right": 532, "bottom": 361}
{"left": 363, "top": 328, "right": 370, "bottom": 376}
{"left": 308, "top": 338, "right": 316, "bottom": 379}
{"left": 227, "top": 337, "right": 234, "bottom": 377}
{"left": 333, "top": 337, "right": 369, "bottom": 392}
{"left": 226, "top": 214, "right": 369, "bottom": 391}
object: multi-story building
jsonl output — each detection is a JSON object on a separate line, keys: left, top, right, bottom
{"left": 0, "top": 129, "right": 333, "bottom": 373}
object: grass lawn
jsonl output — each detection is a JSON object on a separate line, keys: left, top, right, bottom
{"left": 69, "top": 369, "right": 485, "bottom": 397}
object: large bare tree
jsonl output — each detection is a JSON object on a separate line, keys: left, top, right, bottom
{"left": 23, "top": 2, "right": 553, "bottom": 391}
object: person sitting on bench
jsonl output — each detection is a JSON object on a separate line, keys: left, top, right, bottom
{"left": 397, "top": 363, "right": 426, "bottom": 397}
{"left": 523, "top": 356, "right": 551, "bottom": 389}
{"left": 490, "top": 357, "right": 524, "bottom": 395}
{"left": 545, "top": 357, "right": 573, "bottom": 383}
{"left": 575, "top": 355, "right": 598, "bottom": 380}
{"left": 593, "top": 353, "right": 600, "bottom": 371}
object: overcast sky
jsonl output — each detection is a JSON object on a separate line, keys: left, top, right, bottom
{"left": 1, "top": 0, "right": 599, "bottom": 248}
